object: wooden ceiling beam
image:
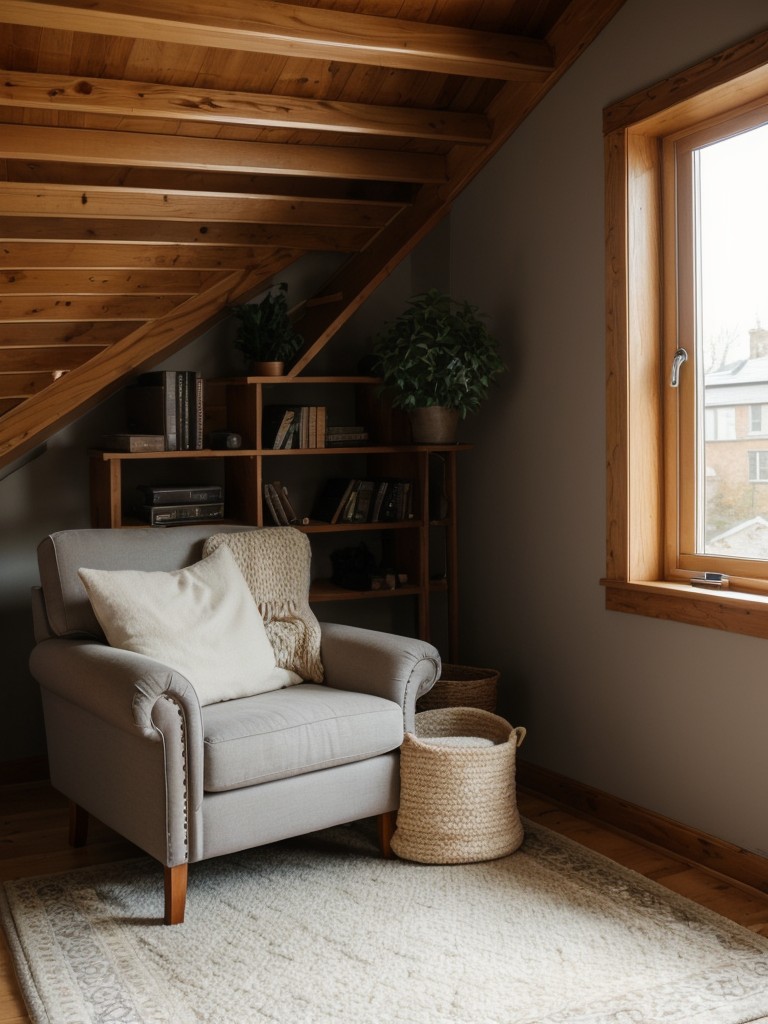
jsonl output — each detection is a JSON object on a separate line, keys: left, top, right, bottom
{"left": 3, "top": 164, "right": 413, "bottom": 203}
{"left": 0, "top": 269, "right": 219, "bottom": 295}
{"left": 0, "top": 295, "right": 182, "bottom": 321}
{"left": 0, "top": 216, "right": 376, "bottom": 252}
{"left": 0, "top": 346, "right": 107, "bottom": 371}
{"left": 0, "top": 184, "right": 403, "bottom": 228}
{"left": 0, "top": 322, "right": 141, "bottom": 346}
{"left": 0, "top": 242, "right": 305, "bottom": 270}
{"left": 0, "top": 372, "right": 62, "bottom": 399}
{"left": 0, "top": 68, "right": 491, "bottom": 144}
{"left": 3, "top": 0, "right": 554, "bottom": 81}
{"left": 0, "top": 125, "right": 446, "bottom": 184}
{"left": 0, "top": 255, "right": 297, "bottom": 466}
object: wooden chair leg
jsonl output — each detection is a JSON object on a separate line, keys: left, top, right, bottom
{"left": 68, "top": 801, "right": 89, "bottom": 848}
{"left": 377, "top": 810, "right": 396, "bottom": 859}
{"left": 164, "top": 863, "right": 188, "bottom": 925}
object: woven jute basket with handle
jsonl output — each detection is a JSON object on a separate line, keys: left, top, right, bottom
{"left": 391, "top": 707, "right": 527, "bottom": 865}
{"left": 416, "top": 664, "right": 499, "bottom": 713}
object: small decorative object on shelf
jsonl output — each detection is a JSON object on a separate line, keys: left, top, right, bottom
{"left": 229, "top": 283, "right": 304, "bottom": 375}
{"left": 99, "top": 433, "right": 165, "bottom": 453}
{"left": 371, "top": 289, "right": 505, "bottom": 444}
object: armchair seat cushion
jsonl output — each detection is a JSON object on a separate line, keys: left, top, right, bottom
{"left": 202, "top": 683, "right": 403, "bottom": 793}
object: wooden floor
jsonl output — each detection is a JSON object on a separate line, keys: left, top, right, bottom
{"left": 2, "top": 783, "right": 768, "bottom": 1023}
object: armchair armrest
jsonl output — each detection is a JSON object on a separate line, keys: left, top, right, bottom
{"left": 30, "top": 637, "right": 205, "bottom": 865}
{"left": 319, "top": 623, "right": 440, "bottom": 732}
{"left": 30, "top": 637, "right": 204, "bottom": 740}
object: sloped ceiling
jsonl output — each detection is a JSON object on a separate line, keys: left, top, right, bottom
{"left": 0, "top": 0, "right": 625, "bottom": 470}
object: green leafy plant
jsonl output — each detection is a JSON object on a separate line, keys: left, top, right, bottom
{"left": 371, "top": 289, "right": 505, "bottom": 418}
{"left": 230, "top": 283, "right": 304, "bottom": 366}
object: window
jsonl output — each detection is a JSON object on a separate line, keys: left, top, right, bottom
{"left": 750, "top": 404, "right": 768, "bottom": 435}
{"left": 604, "top": 27, "right": 768, "bottom": 639}
{"left": 705, "top": 406, "right": 736, "bottom": 441}
{"left": 748, "top": 451, "right": 768, "bottom": 483}
{"left": 670, "top": 108, "right": 768, "bottom": 571}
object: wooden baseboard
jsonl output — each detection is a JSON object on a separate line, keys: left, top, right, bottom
{"left": 518, "top": 759, "right": 768, "bottom": 895}
{"left": 0, "top": 755, "right": 49, "bottom": 785}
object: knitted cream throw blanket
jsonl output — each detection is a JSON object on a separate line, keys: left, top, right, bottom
{"left": 203, "top": 528, "right": 324, "bottom": 683}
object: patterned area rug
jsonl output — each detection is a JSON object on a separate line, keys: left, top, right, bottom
{"left": 2, "top": 820, "right": 768, "bottom": 1024}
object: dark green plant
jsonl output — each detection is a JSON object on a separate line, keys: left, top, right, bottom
{"left": 230, "top": 283, "right": 304, "bottom": 365}
{"left": 371, "top": 289, "right": 505, "bottom": 418}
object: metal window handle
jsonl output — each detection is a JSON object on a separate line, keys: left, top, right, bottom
{"left": 670, "top": 347, "right": 688, "bottom": 387}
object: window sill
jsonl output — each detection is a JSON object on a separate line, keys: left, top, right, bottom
{"left": 602, "top": 579, "right": 768, "bottom": 640}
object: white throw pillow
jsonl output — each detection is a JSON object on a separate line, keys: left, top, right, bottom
{"left": 78, "top": 544, "right": 301, "bottom": 705}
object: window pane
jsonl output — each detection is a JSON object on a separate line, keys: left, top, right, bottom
{"left": 697, "top": 121, "right": 768, "bottom": 557}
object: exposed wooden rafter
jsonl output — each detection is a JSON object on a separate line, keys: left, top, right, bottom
{"left": 4, "top": 0, "right": 555, "bottom": 80}
{"left": 0, "top": 0, "right": 627, "bottom": 469}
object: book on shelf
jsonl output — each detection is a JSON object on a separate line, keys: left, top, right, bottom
{"left": 310, "top": 477, "right": 413, "bottom": 524}
{"left": 263, "top": 405, "right": 328, "bottom": 449}
{"left": 271, "top": 481, "right": 308, "bottom": 525}
{"left": 126, "top": 370, "right": 203, "bottom": 451}
{"left": 350, "top": 479, "right": 375, "bottom": 522}
{"left": 263, "top": 482, "right": 288, "bottom": 525}
{"left": 263, "top": 481, "right": 308, "bottom": 526}
{"left": 99, "top": 433, "right": 166, "bottom": 453}
{"left": 262, "top": 406, "right": 297, "bottom": 449}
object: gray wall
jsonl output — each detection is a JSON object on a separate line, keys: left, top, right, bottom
{"left": 5, "top": 0, "right": 768, "bottom": 858}
{"left": 450, "top": 0, "right": 768, "bottom": 855}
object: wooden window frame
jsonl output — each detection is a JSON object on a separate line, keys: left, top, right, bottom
{"left": 603, "top": 28, "right": 768, "bottom": 639}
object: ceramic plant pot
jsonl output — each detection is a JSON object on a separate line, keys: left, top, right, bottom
{"left": 409, "top": 406, "right": 459, "bottom": 444}
{"left": 248, "top": 360, "right": 285, "bottom": 376}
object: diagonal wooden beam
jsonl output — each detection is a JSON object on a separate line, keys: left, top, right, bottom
{"left": 3, "top": 0, "right": 554, "bottom": 81}
{"left": 0, "top": 68, "right": 491, "bottom": 144}
{"left": 0, "top": 125, "right": 446, "bottom": 184}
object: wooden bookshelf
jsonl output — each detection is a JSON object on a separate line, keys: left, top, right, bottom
{"left": 90, "top": 375, "right": 468, "bottom": 659}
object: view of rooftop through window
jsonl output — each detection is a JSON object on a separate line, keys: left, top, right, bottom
{"left": 699, "top": 119, "right": 768, "bottom": 558}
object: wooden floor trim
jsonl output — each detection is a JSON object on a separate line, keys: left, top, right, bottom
{"left": 518, "top": 759, "right": 768, "bottom": 895}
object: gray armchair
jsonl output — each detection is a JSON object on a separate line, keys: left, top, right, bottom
{"left": 29, "top": 525, "right": 440, "bottom": 924}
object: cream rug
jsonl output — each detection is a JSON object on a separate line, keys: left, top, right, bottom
{"left": 2, "top": 820, "right": 768, "bottom": 1024}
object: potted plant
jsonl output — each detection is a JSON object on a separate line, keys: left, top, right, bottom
{"left": 229, "top": 282, "right": 304, "bottom": 375}
{"left": 371, "top": 289, "right": 505, "bottom": 443}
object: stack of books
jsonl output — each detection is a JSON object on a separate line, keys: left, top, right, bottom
{"left": 133, "top": 483, "right": 224, "bottom": 526}
{"left": 124, "top": 370, "right": 204, "bottom": 451}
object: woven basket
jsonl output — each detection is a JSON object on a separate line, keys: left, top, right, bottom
{"left": 416, "top": 664, "right": 499, "bottom": 713}
{"left": 391, "top": 707, "right": 526, "bottom": 865}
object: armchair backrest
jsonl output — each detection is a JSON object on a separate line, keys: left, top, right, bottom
{"left": 35, "top": 525, "right": 256, "bottom": 641}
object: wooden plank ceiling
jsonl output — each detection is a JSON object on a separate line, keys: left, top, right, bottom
{"left": 0, "top": 0, "right": 625, "bottom": 470}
